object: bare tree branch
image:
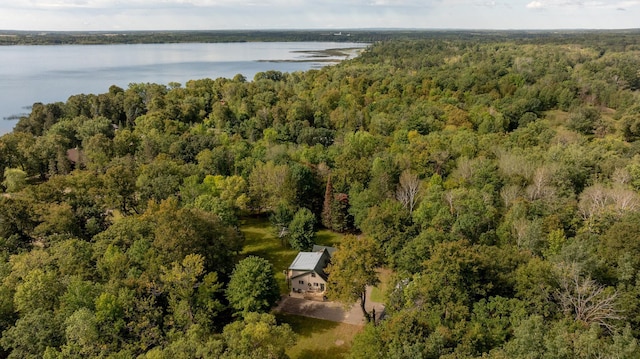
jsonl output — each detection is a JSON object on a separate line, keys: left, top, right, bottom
{"left": 554, "top": 263, "right": 623, "bottom": 333}
{"left": 396, "top": 170, "right": 421, "bottom": 214}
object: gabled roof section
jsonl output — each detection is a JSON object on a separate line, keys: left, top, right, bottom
{"left": 312, "top": 245, "right": 337, "bottom": 257}
{"left": 289, "top": 251, "right": 325, "bottom": 271}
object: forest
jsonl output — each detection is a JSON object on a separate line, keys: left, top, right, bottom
{"left": 3, "top": 29, "right": 640, "bottom": 46}
{"left": 0, "top": 29, "right": 426, "bottom": 45}
{"left": 2, "top": 31, "right": 640, "bottom": 358}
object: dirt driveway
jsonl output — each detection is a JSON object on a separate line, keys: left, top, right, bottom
{"left": 274, "top": 286, "right": 384, "bottom": 325}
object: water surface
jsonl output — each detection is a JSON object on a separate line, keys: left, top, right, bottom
{"left": 0, "top": 42, "right": 366, "bottom": 134}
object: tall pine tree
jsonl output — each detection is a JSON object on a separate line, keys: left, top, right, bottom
{"left": 321, "top": 174, "right": 333, "bottom": 229}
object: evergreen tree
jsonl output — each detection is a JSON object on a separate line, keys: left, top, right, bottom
{"left": 321, "top": 174, "right": 333, "bottom": 229}
{"left": 331, "top": 193, "right": 353, "bottom": 233}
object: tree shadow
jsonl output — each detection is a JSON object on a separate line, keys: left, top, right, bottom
{"left": 296, "top": 346, "right": 350, "bottom": 359}
{"left": 275, "top": 313, "right": 357, "bottom": 359}
{"left": 275, "top": 313, "right": 340, "bottom": 338}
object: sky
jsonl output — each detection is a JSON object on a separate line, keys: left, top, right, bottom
{"left": 0, "top": 0, "right": 639, "bottom": 31}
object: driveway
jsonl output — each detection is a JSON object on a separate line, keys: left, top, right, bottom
{"left": 274, "top": 286, "right": 384, "bottom": 325}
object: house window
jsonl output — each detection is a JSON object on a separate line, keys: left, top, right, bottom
{"left": 298, "top": 280, "right": 304, "bottom": 285}
{"left": 313, "top": 283, "right": 319, "bottom": 287}
{"left": 311, "top": 273, "right": 316, "bottom": 277}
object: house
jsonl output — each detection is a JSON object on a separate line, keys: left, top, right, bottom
{"left": 287, "top": 246, "right": 335, "bottom": 295}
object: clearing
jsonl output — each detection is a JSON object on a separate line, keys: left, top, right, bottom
{"left": 239, "top": 217, "right": 387, "bottom": 358}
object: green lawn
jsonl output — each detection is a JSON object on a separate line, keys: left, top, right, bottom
{"left": 276, "top": 313, "right": 362, "bottom": 359}
{"left": 369, "top": 268, "right": 393, "bottom": 304}
{"left": 315, "top": 228, "right": 344, "bottom": 247}
{"left": 239, "top": 217, "right": 298, "bottom": 294}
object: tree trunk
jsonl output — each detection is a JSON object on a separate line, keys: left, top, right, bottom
{"left": 372, "top": 307, "right": 376, "bottom": 326}
{"left": 360, "top": 291, "right": 371, "bottom": 322}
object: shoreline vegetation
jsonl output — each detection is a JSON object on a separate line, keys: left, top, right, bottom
{"left": 1, "top": 28, "right": 640, "bottom": 46}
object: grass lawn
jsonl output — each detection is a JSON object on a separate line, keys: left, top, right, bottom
{"left": 276, "top": 313, "right": 362, "bottom": 359}
{"left": 239, "top": 217, "right": 344, "bottom": 294}
{"left": 315, "top": 228, "right": 344, "bottom": 247}
{"left": 369, "top": 268, "right": 393, "bottom": 304}
{"left": 239, "top": 217, "right": 298, "bottom": 294}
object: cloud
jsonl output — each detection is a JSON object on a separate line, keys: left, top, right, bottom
{"left": 525, "top": 0, "right": 640, "bottom": 9}
{"left": 7, "top": 0, "right": 302, "bottom": 9}
{"left": 7, "top": 0, "right": 479, "bottom": 10}
{"left": 2, "top": 0, "right": 516, "bottom": 17}
{"left": 2, "top": 0, "right": 640, "bottom": 30}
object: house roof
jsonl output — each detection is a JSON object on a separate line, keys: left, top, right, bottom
{"left": 312, "top": 245, "right": 337, "bottom": 257}
{"left": 289, "top": 251, "right": 325, "bottom": 271}
{"left": 288, "top": 248, "right": 333, "bottom": 282}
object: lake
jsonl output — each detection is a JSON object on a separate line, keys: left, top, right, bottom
{"left": 0, "top": 42, "right": 367, "bottom": 134}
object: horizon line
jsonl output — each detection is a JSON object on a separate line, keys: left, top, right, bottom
{"left": 2, "top": 27, "right": 640, "bottom": 33}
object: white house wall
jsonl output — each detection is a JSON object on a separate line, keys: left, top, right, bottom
{"left": 290, "top": 272, "right": 327, "bottom": 293}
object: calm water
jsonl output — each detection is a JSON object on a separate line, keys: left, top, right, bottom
{"left": 0, "top": 42, "right": 366, "bottom": 134}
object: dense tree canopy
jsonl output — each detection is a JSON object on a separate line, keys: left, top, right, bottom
{"left": 2, "top": 31, "right": 640, "bottom": 357}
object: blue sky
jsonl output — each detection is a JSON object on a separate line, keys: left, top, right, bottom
{"left": 1, "top": 0, "right": 639, "bottom": 31}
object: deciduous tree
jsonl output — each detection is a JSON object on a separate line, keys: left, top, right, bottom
{"left": 160, "top": 254, "right": 224, "bottom": 330}
{"left": 0, "top": 308, "right": 63, "bottom": 359}
{"left": 269, "top": 203, "right": 293, "bottom": 246}
{"left": 396, "top": 169, "right": 421, "bottom": 214}
{"left": 2, "top": 168, "right": 27, "bottom": 193}
{"left": 326, "top": 235, "right": 382, "bottom": 322}
{"left": 287, "top": 207, "right": 316, "bottom": 251}
{"left": 220, "top": 312, "right": 295, "bottom": 359}
{"left": 554, "top": 263, "right": 623, "bottom": 333}
{"left": 226, "top": 256, "right": 280, "bottom": 315}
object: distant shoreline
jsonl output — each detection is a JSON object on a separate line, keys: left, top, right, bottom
{"left": 0, "top": 30, "right": 372, "bottom": 46}
{"left": 3, "top": 28, "right": 640, "bottom": 46}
